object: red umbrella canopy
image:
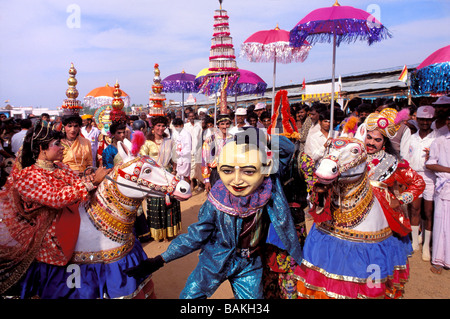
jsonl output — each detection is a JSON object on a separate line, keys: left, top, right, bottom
{"left": 240, "top": 25, "right": 310, "bottom": 63}
{"left": 417, "top": 44, "right": 450, "bottom": 69}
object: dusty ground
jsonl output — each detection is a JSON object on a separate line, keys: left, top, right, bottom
{"left": 143, "top": 190, "right": 450, "bottom": 299}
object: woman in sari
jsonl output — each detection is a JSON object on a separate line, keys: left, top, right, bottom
{"left": 139, "top": 115, "right": 180, "bottom": 241}
{"left": 0, "top": 120, "right": 110, "bottom": 297}
{"left": 61, "top": 115, "right": 93, "bottom": 176}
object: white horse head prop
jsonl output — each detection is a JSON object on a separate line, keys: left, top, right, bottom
{"left": 111, "top": 140, "right": 192, "bottom": 201}
{"left": 315, "top": 137, "right": 368, "bottom": 185}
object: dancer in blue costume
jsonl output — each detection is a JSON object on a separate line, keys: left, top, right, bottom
{"left": 125, "top": 128, "right": 302, "bottom": 299}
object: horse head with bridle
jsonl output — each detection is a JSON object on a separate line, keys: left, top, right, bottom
{"left": 311, "top": 137, "right": 388, "bottom": 232}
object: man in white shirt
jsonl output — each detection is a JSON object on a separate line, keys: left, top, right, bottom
{"left": 11, "top": 119, "right": 32, "bottom": 155}
{"left": 81, "top": 114, "right": 101, "bottom": 168}
{"left": 403, "top": 105, "right": 439, "bottom": 260}
{"left": 426, "top": 115, "right": 450, "bottom": 273}
{"left": 172, "top": 118, "right": 192, "bottom": 181}
{"left": 304, "top": 110, "right": 332, "bottom": 164}
{"left": 184, "top": 112, "right": 203, "bottom": 190}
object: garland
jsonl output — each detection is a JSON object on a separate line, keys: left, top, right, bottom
{"left": 268, "top": 90, "right": 300, "bottom": 139}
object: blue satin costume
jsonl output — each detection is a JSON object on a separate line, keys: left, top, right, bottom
{"left": 161, "top": 136, "right": 302, "bottom": 299}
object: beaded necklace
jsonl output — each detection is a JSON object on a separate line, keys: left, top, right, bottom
{"left": 331, "top": 173, "right": 375, "bottom": 228}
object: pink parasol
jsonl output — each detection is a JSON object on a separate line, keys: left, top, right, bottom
{"left": 290, "top": 0, "right": 391, "bottom": 134}
{"left": 417, "top": 44, "right": 450, "bottom": 69}
{"left": 240, "top": 25, "right": 311, "bottom": 114}
{"left": 411, "top": 44, "right": 450, "bottom": 95}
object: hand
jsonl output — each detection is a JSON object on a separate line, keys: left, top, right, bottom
{"left": 124, "top": 255, "right": 165, "bottom": 279}
{"left": 93, "top": 167, "right": 112, "bottom": 186}
{"left": 204, "top": 182, "right": 211, "bottom": 193}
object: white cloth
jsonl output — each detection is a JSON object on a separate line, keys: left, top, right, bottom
{"left": 403, "top": 129, "right": 439, "bottom": 172}
{"left": 426, "top": 132, "right": 450, "bottom": 200}
{"left": 175, "top": 129, "right": 192, "bottom": 177}
{"left": 81, "top": 126, "right": 101, "bottom": 168}
{"left": 11, "top": 129, "right": 27, "bottom": 155}
{"left": 304, "top": 129, "right": 328, "bottom": 163}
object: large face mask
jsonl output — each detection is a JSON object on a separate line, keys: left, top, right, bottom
{"left": 218, "top": 141, "right": 271, "bottom": 197}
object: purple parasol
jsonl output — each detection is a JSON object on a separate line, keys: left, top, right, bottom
{"left": 161, "top": 71, "right": 196, "bottom": 120}
{"left": 195, "top": 68, "right": 267, "bottom": 96}
{"left": 290, "top": 0, "right": 392, "bottom": 134}
{"left": 161, "top": 71, "right": 196, "bottom": 93}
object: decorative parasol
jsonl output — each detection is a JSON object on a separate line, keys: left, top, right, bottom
{"left": 195, "top": 68, "right": 267, "bottom": 96}
{"left": 411, "top": 44, "right": 450, "bottom": 95}
{"left": 240, "top": 24, "right": 311, "bottom": 114}
{"left": 290, "top": 0, "right": 391, "bottom": 134}
{"left": 161, "top": 70, "right": 196, "bottom": 121}
{"left": 84, "top": 83, "right": 130, "bottom": 109}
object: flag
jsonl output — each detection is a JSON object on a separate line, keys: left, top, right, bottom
{"left": 301, "top": 78, "right": 306, "bottom": 90}
{"left": 398, "top": 65, "right": 408, "bottom": 82}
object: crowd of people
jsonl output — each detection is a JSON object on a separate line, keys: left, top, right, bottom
{"left": 0, "top": 93, "right": 449, "bottom": 298}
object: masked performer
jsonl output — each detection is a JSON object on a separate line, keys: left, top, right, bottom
{"left": 125, "top": 129, "right": 302, "bottom": 299}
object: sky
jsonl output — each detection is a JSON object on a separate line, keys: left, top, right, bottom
{"left": 0, "top": 0, "right": 449, "bottom": 109}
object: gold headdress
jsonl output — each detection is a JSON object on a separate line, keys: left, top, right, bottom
{"left": 364, "top": 108, "right": 401, "bottom": 139}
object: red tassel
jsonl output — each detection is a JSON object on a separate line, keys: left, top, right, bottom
{"left": 131, "top": 131, "right": 146, "bottom": 156}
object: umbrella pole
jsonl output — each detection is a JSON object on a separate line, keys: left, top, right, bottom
{"left": 329, "top": 32, "right": 336, "bottom": 137}
{"left": 272, "top": 55, "right": 277, "bottom": 116}
{"left": 182, "top": 90, "right": 185, "bottom": 122}
{"left": 235, "top": 94, "right": 237, "bottom": 126}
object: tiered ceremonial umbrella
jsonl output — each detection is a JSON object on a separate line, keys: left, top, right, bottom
{"left": 240, "top": 24, "right": 311, "bottom": 114}
{"left": 290, "top": 0, "right": 391, "bottom": 133}
{"left": 84, "top": 83, "right": 130, "bottom": 109}
{"left": 161, "top": 70, "right": 196, "bottom": 120}
{"left": 411, "top": 44, "right": 450, "bottom": 95}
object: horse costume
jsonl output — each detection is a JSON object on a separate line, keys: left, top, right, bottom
{"left": 295, "top": 137, "right": 412, "bottom": 299}
{"left": 0, "top": 141, "right": 191, "bottom": 298}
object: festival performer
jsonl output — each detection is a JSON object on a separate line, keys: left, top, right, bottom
{"left": 81, "top": 114, "right": 101, "bottom": 168}
{"left": 102, "top": 122, "right": 126, "bottom": 169}
{"left": 61, "top": 114, "right": 93, "bottom": 176}
{"left": 139, "top": 115, "right": 180, "bottom": 241}
{"left": 202, "top": 114, "right": 233, "bottom": 192}
{"left": 0, "top": 120, "right": 110, "bottom": 297}
{"left": 355, "top": 108, "right": 425, "bottom": 240}
{"left": 125, "top": 128, "right": 303, "bottom": 299}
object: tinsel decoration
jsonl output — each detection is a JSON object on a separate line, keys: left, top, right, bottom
{"left": 197, "top": 72, "right": 240, "bottom": 97}
{"left": 290, "top": 18, "right": 392, "bottom": 48}
{"left": 410, "top": 62, "right": 450, "bottom": 95}
{"left": 240, "top": 41, "right": 310, "bottom": 64}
